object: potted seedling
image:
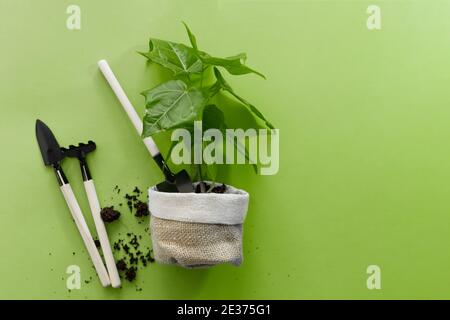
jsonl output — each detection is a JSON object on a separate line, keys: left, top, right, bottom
{"left": 100, "top": 23, "right": 274, "bottom": 267}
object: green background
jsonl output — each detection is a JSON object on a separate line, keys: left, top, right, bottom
{"left": 1, "top": 0, "right": 450, "bottom": 299}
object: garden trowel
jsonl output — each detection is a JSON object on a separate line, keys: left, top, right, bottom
{"left": 35, "top": 120, "right": 110, "bottom": 287}
{"left": 98, "top": 59, "right": 194, "bottom": 193}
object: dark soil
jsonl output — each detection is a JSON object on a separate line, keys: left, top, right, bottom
{"left": 98, "top": 186, "right": 153, "bottom": 284}
{"left": 125, "top": 187, "right": 143, "bottom": 212}
{"left": 116, "top": 259, "right": 127, "bottom": 271}
{"left": 195, "top": 182, "right": 227, "bottom": 194}
{"left": 134, "top": 201, "right": 149, "bottom": 217}
{"left": 125, "top": 267, "right": 137, "bottom": 282}
{"left": 112, "top": 231, "right": 154, "bottom": 283}
{"left": 100, "top": 206, "right": 121, "bottom": 223}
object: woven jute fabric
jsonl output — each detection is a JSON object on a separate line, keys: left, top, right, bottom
{"left": 151, "top": 216, "right": 243, "bottom": 268}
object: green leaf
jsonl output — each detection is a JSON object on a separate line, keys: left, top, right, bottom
{"left": 203, "top": 105, "right": 225, "bottom": 130}
{"left": 207, "top": 81, "right": 222, "bottom": 98}
{"left": 142, "top": 80, "right": 207, "bottom": 137}
{"left": 203, "top": 105, "right": 258, "bottom": 173}
{"left": 164, "top": 105, "right": 258, "bottom": 174}
{"left": 165, "top": 139, "right": 181, "bottom": 160}
{"left": 139, "top": 39, "right": 202, "bottom": 76}
{"left": 199, "top": 52, "right": 265, "bottom": 79}
{"left": 213, "top": 68, "right": 274, "bottom": 129}
{"left": 230, "top": 135, "right": 258, "bottom": 174}
{"left": 182, "top": 22, "right": 198, "bottom": 50}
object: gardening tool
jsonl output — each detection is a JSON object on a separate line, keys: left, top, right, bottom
{"left": 98, "top": 59, "right": 194, "bottom": 193}
{"left": 61, "top": 141, "right": 121, "bottom": 288}
{"left": 35, "top": 120, "right": 110, "bottom": 287}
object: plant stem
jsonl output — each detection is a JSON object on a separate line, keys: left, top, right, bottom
{"left": 198, "top": 164, "right": 203, "bottom": 181}
{"left": 206, "top": 181, "right": 216, "bottom": 193}
{"left": 198, "top": 164, "right": 206, "bottom": 192}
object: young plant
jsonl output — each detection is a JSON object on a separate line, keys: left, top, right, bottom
{"left": 139, "top": 22, "right": 273, "bottom": 188}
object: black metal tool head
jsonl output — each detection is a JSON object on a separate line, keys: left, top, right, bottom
{"left": 152, "top": 154, "right": 194, "bottom": 193}
{"left": 156, "top": 170, "right": 193, "bottom": 193}
{"left": 156, "top": 181, "right": 178, "bottom": 193}
{"left": 61, "top": 141, "right": 96, "bottom": 181}
{"left": 35, "top": 119, "right": 65, "bottom": 166}
{"left": 61, "top": 141, "right": 96, "bottom": 160}
{"left": 174, "top": 169, "right": 194, "bottom": 193}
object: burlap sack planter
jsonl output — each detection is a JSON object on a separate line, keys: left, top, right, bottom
{"left": 148, "top": 183, "right": 249, "bottom": 268}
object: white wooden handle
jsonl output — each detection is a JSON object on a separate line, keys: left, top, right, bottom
{"left": 98, "top": 59, "right": 160, "bottom": 157}
{"left": 60, "top": 184, "right": 110, "bottom": 287}
{"left": 84, "top": 180, "right": 121, "bottom": 288}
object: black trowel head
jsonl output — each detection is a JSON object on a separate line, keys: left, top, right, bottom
{"left": 173, "top": 169, "right": 194, "bottom": 193}
{"left": 156, "top": 169, "right": 194, "bottom": 193}
{"left": 35, "top": 119, "right": 65, "bottom": 166}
